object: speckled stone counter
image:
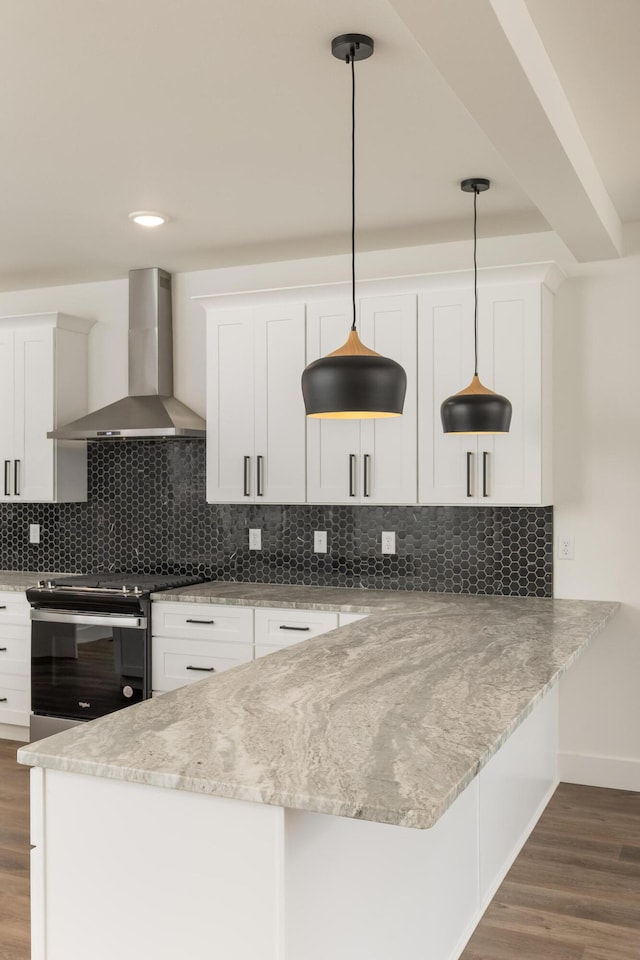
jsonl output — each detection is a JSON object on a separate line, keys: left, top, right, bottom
{"left": 19, "top": 588, "right": 618, "bottom": 828}
{"left": 0, "top": 570, "right": 75, "bottom": 592}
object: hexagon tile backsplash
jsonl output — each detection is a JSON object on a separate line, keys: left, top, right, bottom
{"left": 0, "top": 441, "right": 552, "bottom": 596}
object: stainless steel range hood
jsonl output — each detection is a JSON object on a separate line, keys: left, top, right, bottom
{"left": 49, "top": 268, "right": 206, "bottom": 440}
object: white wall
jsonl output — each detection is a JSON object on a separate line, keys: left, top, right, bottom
{"left": 554, "top": 257, "right": 640, "bottom": 789}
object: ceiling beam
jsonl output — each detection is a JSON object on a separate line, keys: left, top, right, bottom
{"left": 387, "top": 0, "right": 622, "bottom": 261}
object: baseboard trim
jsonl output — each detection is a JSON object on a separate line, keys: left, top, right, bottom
{"left": 0, "top": 722, "right": 29, "bottom": 743}
{"left": 559, "top": 752, "right": 640, "bottom": 791}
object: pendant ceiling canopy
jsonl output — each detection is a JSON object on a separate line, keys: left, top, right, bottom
{"left": 301, "top": 34, "right": 407, "bottom": 420}
{"left": 440, "top": 179, "right": 512, "bottom": 435}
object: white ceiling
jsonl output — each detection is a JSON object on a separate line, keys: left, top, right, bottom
{"left": 0, "top": 0, "right": 635, "bottom": 289}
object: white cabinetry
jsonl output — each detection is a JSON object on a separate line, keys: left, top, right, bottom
{"left": 254, "top": 607, "right": 338, "bottom": 659}
{"left": 306, "top": 295, "right": 417, "bottom": 504}
{"left": 151, "top": 602, "right": 253, "bottom": 693}
{"left": 418, "top": 279, "right": 554, "bottom": 506}
{"left": 206, "top": 304, "right": 306, "bottom": 504}
{"left": 0, "top": 591, "right": 31, "bottom": 734}
{"left": 0, "top": 313, "right": 93, "bottom": 502}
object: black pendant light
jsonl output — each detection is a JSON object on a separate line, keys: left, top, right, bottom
{"left": 440, "top": 179, "right": 512, "bottom": 434}
{"left": 301, "top": 34, "right": 407, "bottom": 419}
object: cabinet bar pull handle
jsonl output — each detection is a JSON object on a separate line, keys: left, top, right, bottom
{"left": 243, "top": 456, "right": 251, "bottom": 497}
{"left": 349, "top": 454, "right": 356, "bottom": 497}
{"left": 279, "top": 625, "right": 311, "bottom": 632}
{"left": 257, "top": 455, "right": 264, "bottom": 497}
{"left": 363, "top": 454, "right": 371, "bottom": 498}
{"left": 14, "top": 460, "right": 20, "bottom": 496}
{"left": 0, "top": 647, "right": 6, "bottom": 652}
{"left": 482, "top": 452, "right": 490, "bottom": 498}
{"left": 0, "top": 606, "right": 6, "bottom": 610}
{"left": 466, "top": 452, "right": 474, "bottom": 498}
{"left": 3, "top": 461, "right": 9, "bottom": 496}
{"left": 186, "top": 665, "right": 216, "bottom": 672}
{"left": 0, "top": 698, "right": 6, "bottom": 703}
{"left": 185, "top": 619, "right": 214, "bottom": 625}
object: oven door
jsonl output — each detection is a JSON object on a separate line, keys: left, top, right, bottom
{"left": 30, "top": 609, "right": 149, "bottom": 723}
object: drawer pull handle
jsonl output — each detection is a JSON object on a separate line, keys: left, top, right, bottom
{"left": 279, "top": 625, "right": 311, "bottom": 632}
{"left": 243, "top": 455, "right": 251, "bottom": 497}
{"left": 482, "top": 451, "right": 490, "bottom": 498}
{"left": 185, "top": 619, "right": 215, "bottom": 625}
{"left": 0, "top": 698, "right": 6, "bottom": 703}
{"left": 186, "top": 665, "right": 216, "bottom": 673}
{"left": 0, "top": 647, "right": 6, "bottom": 652}
{"left": 257, "top": 454, "right": 264, "bottom": 497}
{"left": 0, "top": 606, "right": 6, "bottom": 610}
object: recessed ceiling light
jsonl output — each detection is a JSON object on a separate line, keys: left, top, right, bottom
{"left": 128, "top": 211, "right": 167, "bottom": 227}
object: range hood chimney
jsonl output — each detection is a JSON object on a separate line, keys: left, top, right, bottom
{"left": 49, "top": 268, "right": 206, "bottom": 440}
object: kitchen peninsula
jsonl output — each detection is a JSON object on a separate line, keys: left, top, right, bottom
{"left": 19, "top": 586, "right": 617, "bottom": 960}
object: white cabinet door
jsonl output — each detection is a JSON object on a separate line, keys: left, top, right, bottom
{"left": 0, "top": 315, "right": 91, "bottom": 503}
{"left": 306, "top": 301, "right": 361, "bottom": 504}
{"left": 359, "top": 295, "right": 417, "bottom": 504}
{"left": 418, "top": 290, "right": 476, "bottom": 504}
{"left": 254, "top": 304, "right": 306, "bottom": 503}
{"left": 207, "top": 309, "right": 256, "bottom": 502}
{"left": 207, "top": 305, "right": 306, "bottom": 504}
{"left": 478, "top": 284, "right": 547, "bottom": 505}
{"left": 419, "top": 283, "right": 551, "bottom": 506}
{"left": 14, "top": 326, "right": 55, "bottom": 501}
{"left": 307, "top": 296, "right": 417, "bottom": 504}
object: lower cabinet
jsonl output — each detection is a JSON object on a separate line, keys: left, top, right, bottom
{"left": 254, "top": 608, "right": 338, "bottom": 659}
{"left": 151, "top": 602, "right": 345, "bottom": 693}
{"left": 151, "top": 602, "right": 253, "bottom": 694}
{"left": 0, "top": 591, "right": 31, "bottom": 734}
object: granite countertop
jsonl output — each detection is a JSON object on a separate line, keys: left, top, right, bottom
{"left": 19, "top": 587, "right": 618, "bottom": 829}
{"left": 0, "top": 570, "right": 75, "bottom": 592}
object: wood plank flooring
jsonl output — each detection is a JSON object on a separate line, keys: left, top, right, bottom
{"left": 461, "top": 782, "right": 640, "bottom": 960}
{"left": 0, "top": 740, "right": 637, "bottom": 960}
{"left": 0, "top": 740, "right": 30, "bottom": 960}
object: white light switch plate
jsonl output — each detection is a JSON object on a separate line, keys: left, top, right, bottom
{"left": 313, "top": 531, "right": 327, "bottom": 553}
{"left": 249, "top": 528, "right": 262, "bottom": 550}
{"left": 381, "top": 531, "right": 396, "bottom": 555}
{"left": 29, "top": 524, "right": 41, "bottom": 545}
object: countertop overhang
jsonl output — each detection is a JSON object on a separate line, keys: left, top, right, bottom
{"left": 18, "top": 584, "right": 618, "bottom": 829}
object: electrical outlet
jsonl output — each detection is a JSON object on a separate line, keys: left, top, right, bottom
{"left": 313, "top": 531, "right": 327, "bottom": 553}
{"left": 249, "top": 528, "right": 262, "bottom": 551}
{"left": 558, "top": 536, "right": 574, "bottom": 560}
{"left": 29, "top": 524, "right": 41, "bottom": 545}
{"left": 381, "top": 531, "right": 396, "bottom": 555}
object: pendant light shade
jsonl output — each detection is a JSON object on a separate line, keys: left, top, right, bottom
{"left": 441, "top": 179, "right": 512, "bottom": 435}
{"left": 301, "top": 34, "right": 407, "bottom": 419}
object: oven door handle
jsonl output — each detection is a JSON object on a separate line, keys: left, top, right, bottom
{"left": 30, "top": 609, "right": 147, "bottom": 629}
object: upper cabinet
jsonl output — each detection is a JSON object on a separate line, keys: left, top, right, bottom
{"left": 199, "top": 265, "right": 559, "bottom": 508}
{"left": 0, "top": 313, "right": 93, "bottom": 503}
{"left": 306, "top": 294, "right": 417, "bottom": 504}
{"left": 418, "top": 278, "right": 554, "bottom": 506}
{"left": 206, "top": 303, "right": 306, "bottom": 503}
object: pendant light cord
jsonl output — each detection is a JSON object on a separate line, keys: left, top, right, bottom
{"left": 473, "top": 186, "right": 479, "bottom": 377}
{"left": 350, "top": 49, "right": 357, "bottom": 332}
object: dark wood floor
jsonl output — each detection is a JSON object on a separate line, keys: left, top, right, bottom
{"left": 0, "top": 740, "right": 30, "bottom": 960}
{"left": 0, "top": 740, "right": 638, "bottom": 960}
{"left": 461, "top": 781, "right": 640, "bottom": 960}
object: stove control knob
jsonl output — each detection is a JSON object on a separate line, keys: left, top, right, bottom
{"left": 122, "top": 685, "right": 134, "bottom": 699}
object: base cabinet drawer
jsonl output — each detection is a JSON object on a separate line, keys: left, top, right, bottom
{"left": 0, "top": 673, "right": 29, "bottom": 726}
{"left": 0, "top": 592, "right": 31, "bottom": 626}
{"left": 151, "top": 602, "right": 253, "bottom": 642}
{"left": 152, "top": 637, "right": 253, "bottom": 692}
{"left": 254, "top": 608, "right": 338, "bottom": 648}
{"left": 0, "top": 631, "right": 30, "bottom": 666}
